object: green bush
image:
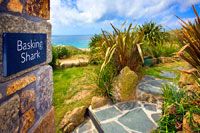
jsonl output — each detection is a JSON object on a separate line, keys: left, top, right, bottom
{"left": 97, "top": 22, "right": 144, "bottom": 98}
{"left": 49, "top": 46, "right": 58, "bottom": 69}
{"left": 54, "top": 46, "right": 70, "bottom": 59}
{"left": 146, "top": 42, "right": 180, "bottom": 58}
{"left": 138, "top": 21, "right": 170, "bottom": 58}
{"left": 156, "top": 82, "right": 200, "bottom": 132}
{"left": 97, "top": 63, "right": 117, "bottom": 99}
{"left": 100, "top": 22, "right": 144, "bottom": 73}
{"left": 89, "top": 34, "right": 104, "bottom": 64}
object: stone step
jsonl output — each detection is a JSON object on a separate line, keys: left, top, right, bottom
{"left": 72, "top": 116, "right": 98, "bottom": 133}
{"left": 88, "top": 101, "right": 162, "bottom": 133}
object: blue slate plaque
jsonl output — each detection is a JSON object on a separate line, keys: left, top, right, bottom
{"left": 3, "top": 33, "right": 47, "bottom": 77}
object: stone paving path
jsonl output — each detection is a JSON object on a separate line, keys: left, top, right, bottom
{"left": 74, "top": 72, "right": 179, "bottom": 133}
{"left": 89, "top": 101, "right": 161, "bottom": 133}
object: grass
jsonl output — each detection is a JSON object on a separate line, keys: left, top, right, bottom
{"left": 138, "top": 61, "right": 188, "bottom": 82}
{"left": 53, "top": 65, "right": 100, "bottom": 132}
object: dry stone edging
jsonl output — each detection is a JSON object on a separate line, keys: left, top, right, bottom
{"left": 60, "top": 59, "right": 89, "bottom": 68}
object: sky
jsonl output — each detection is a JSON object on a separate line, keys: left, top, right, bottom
{"left": 50, "top": 0, "right": 200, "bottom": 35}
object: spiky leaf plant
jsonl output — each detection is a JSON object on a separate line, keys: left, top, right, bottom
{"left": 176, "top": 5, "right": 200, "bottom": 74}
{"left": 100, "top": 22, "right": 144, "bottom": 73}
{"left": 138, "top": 21, "right": 169, "bottom": 58}
{"left": 97, "top": 22, "right": 144, "bottom": 98}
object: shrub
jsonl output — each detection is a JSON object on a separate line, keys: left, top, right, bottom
{"left": 100, "top": 22, "right": 144, "bottom": 73}
{"left": 49, "top": 46, "right": 58, "bottom": 69}
{"left": 138, "top": 21, "right": 170, "bottom": 58}
{"left": 176, "top": 5, "right": 200, "bottom": 74}
{"left": 97, "top": 63, "right": 117, "bottom": 99}
{"left": 157, "top": 83, "right": 200, "bottom": 132}
{"left": 89, "top": 34, "right": 104, "bottom": 64}
{"left": 157, "top": 5, "right": 200, "bottom": 132}
{"left": 97, "top": 22, "right": 144, "bottom": 98}
{"left": 150, "top": 43, "right": 180, "bottom": 57}
{"left": 54, "top": 46, "right": 70, "bottom": 59}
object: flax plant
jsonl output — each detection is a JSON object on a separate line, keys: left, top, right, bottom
{"left": 176, "top": 5, "right": 200, "bottom": 74}
{"left": 100, "top": 22, "right": 144, "bottom": 73}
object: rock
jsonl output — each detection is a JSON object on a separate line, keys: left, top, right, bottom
{"left": 7, "top": 74, "right": 36, "bottom": 96}
{"left": 183, "top": 112, "right": 200, "bottom": 133}
{"left": 20, "top": 107, "right": 36, "bottom": 133}
{"left": 148, "top": 95, "right": 157, "bottom": 104}
{"left": 112, "top": 66, "right": 138, "bottom": 102}
{"left": 91, "top": 96, "right": 110, "bottom": 109}
{"left": 185, "top": 85, "right": 200, "bottom": 93}
{"left": 0, "top": 95, "right": 20, "bottom": 133}
{"left": 31, "top": 107, "right": 56, "bottom": 133}
{"left": 138, "top": 93, "right": 157, "bottom": 104}
{"left": 25, "top": 0, "right": 50, "bottom": 19}
{"left": 59, "top": 106, "right": 87, "bottom": 132}
{"left": 7, "top": 0, "right": 23, "bottom": 13}
{"left": 20, "top": 90, "right": 37, "bottom": 113}
{"left": 179, "top": 72, "right": 195, "bottom": 88}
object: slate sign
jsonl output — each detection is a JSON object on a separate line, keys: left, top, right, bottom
{"left": 3, "top": 33, "right": 47, "bottom": 76}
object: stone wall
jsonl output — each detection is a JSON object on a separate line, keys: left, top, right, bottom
{"left": 0, "top": 0, "right": 56, "bottom": 132}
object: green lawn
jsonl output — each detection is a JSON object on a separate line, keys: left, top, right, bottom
{"left": 53, "top": 65, "right": 100, "bottom": 132}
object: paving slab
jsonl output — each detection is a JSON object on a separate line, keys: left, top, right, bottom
{"left": 151, "top": 113, "right": 162, "bottom": 122}
{"left": 144, "top": 104, "right": 157, "bottom": 111}
{"left": 116, "top": 101, "right": 141, "bottom": 111}
{"left": 160, "top": 71, "right": 176, "bottom": 78}
{"left": 102, "top": 122, "right": 128, "bottom": 133}
{"left": 173, "top": 67, "right": 182, "bottom": 71}
{"left": 72, "top": 117, "right": 98, "bottom": 133}
{"left": 94, "top": 106, "right": 122, "bottom": 121}
{"left": 138, "top": 83, "right": 163, "bottom": 95}
{"left": 118, "top": 108, "right": 156, "bottom": 133}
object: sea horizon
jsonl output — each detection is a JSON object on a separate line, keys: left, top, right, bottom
{"left": 51, "top": 35, "right": 94, "bottom": 48}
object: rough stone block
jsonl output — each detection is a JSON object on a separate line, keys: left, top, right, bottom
{"left": 36, "top": 65, "right": 53, "bottom": 114}
{"left": 7, "top": 0, "right": 23, "bottom": 13}
{"left": 20, "top": 107, "right": 36, "bottom": 133}
{"left": 0, "top": 94, "right": 20, "bottom": 133}
{"left": 0, "top": 65, "right": 53, "bottom": 116}
{"left": 7, "top": 74, "right": 36, "bottom": 96}
{"left": 0, "top": 14, "right": 52, "bottom": 82}
{"left": 25, "top": 0, "right": 50, "bottom": 20}
{"left": 20, "top": 90, "right": 37, "bottom": 113}
{"left": 31, "top": 107, "right": 56, "bottom": 133}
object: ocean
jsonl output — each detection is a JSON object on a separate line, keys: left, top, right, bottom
{"left": 51, "top": 35, "right": 93, "bottom": 48}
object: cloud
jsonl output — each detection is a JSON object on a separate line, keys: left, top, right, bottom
{"left": 160, "top": 15, "right": 196, "bottom": 30}
{"left": 50, "top": 0, "right": 200, "bottom": 34}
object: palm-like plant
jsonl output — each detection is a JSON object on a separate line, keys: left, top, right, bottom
{"left": 176, "top": 5, "right": 200, "bottom": 75}
{"left": 100, "top": 22, "right": 144, "bottom": 73}
{"left": 138, "top": 21, "right": 169, "bottom": 57}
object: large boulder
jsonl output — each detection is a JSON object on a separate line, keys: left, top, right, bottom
{"left": 91, "top": 96, "right": 110, "bottom": 109}
{"left": 59, "top": 106, "right": 87, "bottom": 133}
{"left": 112, "top": 66, "right": 138, "bottom": 102}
